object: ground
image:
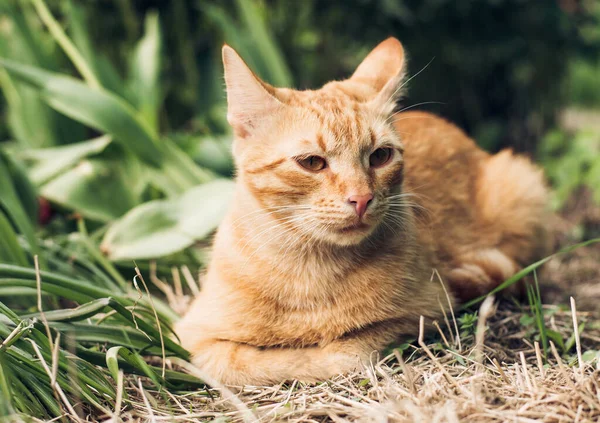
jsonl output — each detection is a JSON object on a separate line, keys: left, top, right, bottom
{"left": 109, "top": 196, "right": 600, "bottom": 423}
{"left": 119, "top": 304, "right": 599, "bottom": 422}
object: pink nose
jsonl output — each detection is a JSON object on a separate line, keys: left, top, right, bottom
{"left": 348, "top": 193, "right": 373, "bottom": 218}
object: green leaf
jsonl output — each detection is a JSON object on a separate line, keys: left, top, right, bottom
{"left": 106, "top": 346, "right": 162, "bottom": 388}
{"left": 40, "top": 155, "right": 141, "bottom": 222}
{"left": 188, "top": 135, "right": 234, "bottom": 176}
{"left": 0, "top": 211, "right": 29, "bottom": 266}
{"left": 0, "top": 1, "right": 86, "bottom": 147}
{"left": 565, "top": 322, "right": 585, "bottom": 353}
{"left": 546, "top": 329, "right": 565, "bottom": 352}
{"left": 101, "top": 179, "right": 235, "bottom": 260}
{"left": 0, "top": 354, "right": 15, "bottom": 416}
{"left": 358, "top": 378, "right": 370, "bottom": 387}
{"left": 65, "top": 1, "right": 126, "bottom": 97}
{"left": 22, "top": 135, "right": 113, "bottom": 185}
{"left": 234, "top": 0, "right": 292, "bottom": 87}
{"left": 2, "top": 152, "right": 39, "bottom": 223}
{"left": 581, "top": 350, "right": 599, "bottom": 364}
{"left": 0, "top": 58, "right": 163, "bottom": 167}
{"left": 128, "top": 12, "right": 162, "bottom": 133}
{"left": 519, "top": 314, "right": 535, "bottom": 327}
{"left": 0, "top": 152, "right": 41, "bottom": 262}
{"left": 462, "top": 238, "right": 600, "bottom": 309}
{"left": 20, "top": 298, "right": 111, "bottom": 322}
{"left": 205, "top": 0, "right": 292, "bottom": 87}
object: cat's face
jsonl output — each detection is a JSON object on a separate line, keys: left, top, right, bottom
{"left": 224, "top": 38, "right": 407, "bottom": 246}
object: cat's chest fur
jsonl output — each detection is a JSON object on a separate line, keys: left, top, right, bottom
{"left": 201, "top": 223, "right": 430, "bottom": 347}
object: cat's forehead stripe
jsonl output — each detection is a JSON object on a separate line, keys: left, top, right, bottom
{"left": 294, "top": 94, "right": 372, "bottom": 154}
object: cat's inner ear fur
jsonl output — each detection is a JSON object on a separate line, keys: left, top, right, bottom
{"left": 350, "top": 37, "right": 407, "bottom": 111}
{"left": 222, "top": 45, "right": 282, "bottom": 139}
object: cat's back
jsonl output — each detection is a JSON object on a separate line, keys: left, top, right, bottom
{"left": 393, "top": 111, "right": 488, "bottom": 242}
{"left": 393, "top": 110, "right": 549, "bottom": 300}
{"left": 393, "top": 110, "right": 488, "bottom": 182}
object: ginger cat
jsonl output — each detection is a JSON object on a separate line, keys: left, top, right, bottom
{"left": 176, "top": 38, "right": 549, "bottom": 385}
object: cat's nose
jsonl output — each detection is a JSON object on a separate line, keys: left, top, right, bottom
{"left": 348, "top": 193, "right": 374, "bottom": 218}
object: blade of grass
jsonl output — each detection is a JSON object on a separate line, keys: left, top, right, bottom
{"left": 0, "top": 211, "right": 29, "bottom": 266}
{"left": 0, "top": 264, "right": 179, "bottom": 322}
{"left": 128, "top": 12, "right": 162, "bottom": 133}
{"left": 19, "top": 298, "right": 111, "bottom": 322}
{"left": 0, "top": 152, "right": 42, "bottom": 265}
{"left": 106, "top": 346, "right": 162, "bottom": 389}
{"left": 31, "top": 0, "right": 100, "bottom": 89}
{"left": 462, "top": 238, "right": 600, "bottom": 309}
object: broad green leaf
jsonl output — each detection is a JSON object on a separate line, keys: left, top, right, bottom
{"left": 0, "top": 58, "right": 163, "bottom": 167}
{"left": 183, "top": 134, "right": 234, "bottom": 176}
{"left": 0, "top": 59, "right": 213, "bottom": 194}
{"left": 40, "top": 156, "right": 141, "bottom": 222}
{"left": 22, "top": 135, "right": 112, "bottom": 185}
{"left": 101, "top": 179, "right": 235, "bottom": 260}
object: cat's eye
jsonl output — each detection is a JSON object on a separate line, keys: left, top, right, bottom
{"left": 297, "top": 156, "right": 327, "bottom": 172}
{"left": 369, "top": 148, "right": 393, "bottom": 168}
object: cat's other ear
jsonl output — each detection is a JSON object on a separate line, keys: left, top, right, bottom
{"left": 351, "top": 37, "right": 407, "bottom": 109}
{"left": 222, "top": 45, "right": 282, "bottom": 138}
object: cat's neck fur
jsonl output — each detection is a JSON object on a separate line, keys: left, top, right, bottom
{"left": 212, "top": 183, "right": 417, "bottom": 306}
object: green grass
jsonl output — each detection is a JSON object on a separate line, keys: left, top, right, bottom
{"left": 0, "top": 1, "right": 599, "bottom": 420}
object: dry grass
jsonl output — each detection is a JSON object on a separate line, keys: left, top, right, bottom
{"left": 105, "top": 298, "right": 600, "bottom": 423}
{"left": 106, "top": 200, "right": 600, "bottom": 422}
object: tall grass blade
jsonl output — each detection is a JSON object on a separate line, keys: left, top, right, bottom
{"left": 128, "top": 12, "right": 162, "bottom": 133}
{"left": 31, "top": 0, "right": 101, "bottom": 89}
{"left": 0, "top": 152, "right": 41, "bottom": 264}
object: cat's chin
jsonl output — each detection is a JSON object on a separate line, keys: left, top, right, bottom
{"left": 318, "top": 223, "right": 377, "bottom": 247}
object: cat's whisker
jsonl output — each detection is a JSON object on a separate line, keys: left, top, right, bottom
{"left": 275, "top": 224, "right": 319, "bottom": 273}
{"left": 267, "top": 217, "right": 322, "bottom": 280}
{"left": 237, "top": 212, "right": 311, "bottom": 244}
{"left": 237, "top": 214, "right": 313, "bottom": 257}
{"left": 383, "top": 57, "right": 435, "bottom": 108}
{"left": 240, "top": 212, "right": 320, "bottom": 271}
{"left": 383, "top": 101, "right": 445, "bottom": 126}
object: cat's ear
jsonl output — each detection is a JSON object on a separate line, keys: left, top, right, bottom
{"left": 351, "top": 37, "right": 407, "bottom": 108}
{"left": 222, "top": 45, "right": 282, "bottom": 138}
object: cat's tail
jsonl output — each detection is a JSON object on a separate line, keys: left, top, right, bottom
{"left": 476, "top": 149, "right": 552, "bottom": 264}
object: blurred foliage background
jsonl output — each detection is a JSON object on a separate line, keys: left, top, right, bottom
{"left": 0, "top": 0, "right": 599, "bottom": 262}
{"left": 1, "top": 1, "right": 600, "bottom": 419}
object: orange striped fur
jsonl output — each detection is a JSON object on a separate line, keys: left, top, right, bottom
{"left": 176, "top": 38, "right": 550, "bottom": 385}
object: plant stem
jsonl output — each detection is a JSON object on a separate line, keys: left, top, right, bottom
{"left": 31, "top": 0, "right": 101, "bottom": 89}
